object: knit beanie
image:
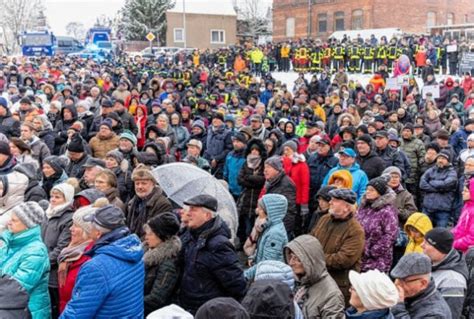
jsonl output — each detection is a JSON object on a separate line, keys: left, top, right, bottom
{"left": 316, "top": 185, "right": 337, "bottom": 202}
{"left": 11, "top": 202, "right": 46, "bottom": 228}
{"left": 100, "top": 118, "right": 113, "bottom": 130}
{"left": 357, "top": 134, "right": 373, "bottom": 147}
{"left": 367, "top": 175, "right": 390, "bottom": 196}
{"left": 349, "top": 270, "right": 399, "bottom": 311}
{"left": 72, "top": 205, "right": 96, "bottom": 234}
{"left": 120, "top": 129, "right": 137, "bottom": 146}
{"left": 403, "top": 123, "right": 414, "bottom": 133}
{"left": 424, "top": 228, "right": 454, "bottom": 254}
{"left": 44, "top": 155, "right": 68, "bottom": 174}
{"left": 264, "top": 156, "right": 283, "bottom": 172}
{"left": 105, "top": 149, "right": 124, "bottom": 165}
{"left": 147, "top": 212, "right": 180, "bottom": 241}
{"left": 282, "top": 140, "right": 298, "bottom": 153}
{"left": 0, "top": 141, "right": 11, "bottom": 156}
{"left": 51, "top": 183, "right": 75, "bottom": 204}
{"left": 383, "top": 166, "right": 402, "bottom": 177}
{"left": 192, "top": 119, "right": 206, "bottom": 131}
{"left": 67, "top": 133, "right": 85, "bottom": 153}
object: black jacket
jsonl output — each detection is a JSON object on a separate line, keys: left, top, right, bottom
{"left": 357, "top": 151, "right": 386, "bottom": 180}
{"left": 0, "top": 274, "right": 31, "bottom": 319}
{"left": 308, "top": 152, "right": 338, "bottom": 199}
{"left": 195, "top": 297, "right": 249, "bottom": 319}
{"left": 178, "top": 216, "right": 246, "bottom": 314}
{"left": 265, "top": 172, "right": 297, "bottom": 236}
{"left": 65, "top": 153, "right": 90, "bottom": 179}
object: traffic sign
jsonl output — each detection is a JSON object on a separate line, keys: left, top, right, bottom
{"left": 146, "top": 32, "right": 155, "bottom": 42}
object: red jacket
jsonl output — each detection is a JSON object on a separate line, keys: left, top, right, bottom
{"left": 282, "top": 155, "right": 310, "bottom": 205}
{"left": 58, "top": 242, "right": 93, "bottom": 313}
{"left": 134, "top": 104, "right": 148, "bottom": 149}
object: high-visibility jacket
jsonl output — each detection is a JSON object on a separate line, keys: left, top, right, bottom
{"left": 281, "top": 46, "right": 290, "bottom": 58}
{"left": 348, "top": 46, "right": 360, "bottom": 59}
{"left": 376, "top": 45, "right": 387, "bottom": 59}
{"left": 250, "top": 49, "right": 264, "bottom": 63}
{"left": 388, "top": 45, "right": 398, "bottom": 59}
{"left": 363, "top": 46, "right": 375, "bottom": 60}
{"left": 333, "top": 46, "right": 345, "bottom": 59}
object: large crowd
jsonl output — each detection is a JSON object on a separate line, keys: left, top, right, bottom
{"left": 0, "top": 32, "right": 474, "bottom": 319}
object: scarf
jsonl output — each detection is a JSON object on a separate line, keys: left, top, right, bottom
{"left": 58, "top": 240, "right": 91, "bottom": 287}
{"left": 246, "top": 154, "right": 262, "bottom": 169}
{"left": 46, "top": 201, "right": 72, "bottom": 219}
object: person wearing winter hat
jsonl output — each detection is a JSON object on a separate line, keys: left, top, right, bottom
{"left": 460, "top": 133, "right": 474, "bottom": 163}
{"left": 312, "top": 188, "right": 364, "bottom": 302}
{"left": 143, "top": 212, "right": 182, "bottom": 315}
{"left": 42, "top": 182, "right": 75, "bottom": 317}
{"left": 0, "top": 201, "right": 51, "bottom": 318}
{"left": 262, "top": 156, "right": 297, "bottom": 238}
{"left": 391, "top": 253, "right": 452, "bottom": 318}
{"left": 420, "top": 147, "right": 458, "bottom": 227}
{"left": 346, "top": 269, "right": 399, "bottom": 318}
{"left": 355, "top": 133, "right": 386, "bottom": 180}
{"left": 195, "top": 297, "right": 250, "bottom": 319}
{"left": 89, "top": 118, "right": 120, "bottom": 159}
{"left": 42, "top": 155, "right": 69, "bottom": 198}
{"left": 204, "top": 110, "right": 233, "bottom": 179}
{"left": 224, "top": 132, "right": 247, "bottom": 199}
{"left": 243, "top": 194, "right": 289, "bottom": 279}
{"left": 307, "top": 185, "right": 337, "bottom": 233}
{"left": 421, "top": 228, "right": 468, "bottom": 319}
{"left": 65, "top": 132, "right": 90, "bottom": 179}
{"left": 356, "top": 175, "right": 399, "bottom": 273}
{"left": 384, "top": 165, "right": 417, "bottom": 226}
{"left": 57, "top": 205, "right": 96, "bottom": 313}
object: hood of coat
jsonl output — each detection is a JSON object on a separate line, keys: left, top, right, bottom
{"left": 0, "top": 274, "right": 30, "bottom": 310}
{"left": 196, "top": 297, "right": 250, "bottom": 319}
{"left": 254, "top": 260, "right": 295, "bottom": 291}
{"left": 241, "top": 279, "right": 295, "bottom": 318}
{"left": 433, "top": 248, "right": 469, "bottom": 280}
{"left": 93, "top": 227, "right": 144, "bottom": 263}
{"left": 262, "top": 193, "right": 287, "bottom": 226}
{"left": 404, "top": 212, "right": 433, "bottom": 236}
{"left": 328, "top": 169, "right": 353, "bottom": 189}
{"left": 360, "top": 188, "right": 396, "bottom": 210}
{"left": 143, "top": 235, "right": 181, "bottom": 267}
{"left": 284, "top": 235, "right": 328, "bottom": 286}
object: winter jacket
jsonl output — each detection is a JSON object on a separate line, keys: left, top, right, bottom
{"left": 65, "top": 153, "right": 90, "bottom": 179}
{"left": 377, "top": 146, "right": 406, "bottom": 178}
{"left": 312, "top": 213, "right": 365, "bottom": 301}
{"left": 0, "top": 274, "right": 32, "bottom": 319}
{"left": 178, "top": 216, "right": 246, "bottom": 314}
{"left": 307, "top": 152, "right": 338, "bottom": 197}
{"left": 346, "top": 307, "right": 394, "bottom": 319}
{"left": 89, "top": 134, "right": 120, "bottom": 159}
{"left": 356, "top": 191, "right": 399, "bottom": 272}
{"left": 58, "top": 242, "right": 92, "bottom": 314}
{"left": 42, "top": 170, "right": 68, "bottom": 199}
{"left": 357, "top": 151, "right": 386, "bottom": 180}
{"left": 38, "top": 128, "right": 56, "bottom": 154}
{"left": 144, "top": 236, "right": 181, "bottom": 315}
{"left": 41, "top": 204, "right": 74, "bottom": 288}
{"left": 323, "top": 163, "right": 369, "bottom": 204}
{"left": 391, "top": 280, "right": 452, "bottom": 318}
{"left": 28, "top": 136, "right": 51, "bottom": 167}
{"left": 404, "top": 213, "right": 432, "bottom": 254}
{"left": 420, "top": 164, "right": 458, "bottom": 212}
{"left": 285, "top": 235, "right": 346, "bottom": 318}
{"left": 0, "top": 110, "right": 21, "bottom": 138}
{"left": 401, "top": 137, "right": 426, "bottom": 184}
{"left": 244, "top": 194, "right": 289, "bottom": 278}
{"left": 126, "top": 186, "right": 173, "bottom": 238}
{"left": 103, "top": 187, "right": 125, "bottom": 212}
{"left": 282, "top": 154, "right": 310, "bottom": 205}
{"left": 116, "top": 109, "right": 138, "bottom": 135}
{"left": 0, "top": 171, "right": 29, "bottom": 234}
{"left": 260, "top": 172, "right": 297, "bottom": 236}
{"left": 0, "top": 226, "right": 51, "bottom": 319}
{"left": 237, "top": 140, "right": 266, "bottom": 218}
{"left": 60, "top": 227, "right": 144, "bottom": 319}
{"left": 432, "top": 248, "right": 468, "bottom": 319}
{"left": 393, "top": 185, "right": 417, "bottom": 225}
{"left": 204, "top": 124, "right": 233, "bottom": 173}
{"left": 223, "top": 149, "right": 246, "bottom": 197}
{"left": 453, "top": 179, "right": 474, "bottom": 253}
{"left": 463, "top": 247, "right": 474, "bottom": 319}
{"left": 13, "top": 164, "right": 47, "bottom": 203}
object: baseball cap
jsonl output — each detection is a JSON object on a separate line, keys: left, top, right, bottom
{"left": 338, "top": 147, "right": 356, "bottom": 158}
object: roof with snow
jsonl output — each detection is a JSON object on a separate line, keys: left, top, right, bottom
{"left": 168, "top": 0, "right": 237, "bottom": 16}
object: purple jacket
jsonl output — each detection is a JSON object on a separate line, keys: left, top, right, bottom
{"left": 356, "top": 191, "right": 399, "bottom": 273}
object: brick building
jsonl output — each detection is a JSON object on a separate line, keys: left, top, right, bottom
{"left": 273, "top": 0, "right": 474, "bottom": 41}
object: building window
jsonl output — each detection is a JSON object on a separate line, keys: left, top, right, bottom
{"left": 210, "top": 30, "right": 225, "bottom": 44}
{"left": 335, "top": 11, "right": 345, "bottom": 31}
{"left": 318, "top": 13, "right": 327, "bottom": 33}
{"left": 352, "top": 9, "right": 363, "bottom": 30}
{"left": 286, "top": 17, "right": 295, "bottom": 37}
{"left": 427, "top": 11, "right": 436, "bottom": 27}
{"left": 174, "top": 28, "right": 184, "bottom": 43}
{"left": 447, "top": 13, "right": 454, "bottom": 25}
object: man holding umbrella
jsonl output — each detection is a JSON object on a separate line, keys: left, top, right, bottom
{"left": 178, "top": 194, "right": 246, "bottom": 314}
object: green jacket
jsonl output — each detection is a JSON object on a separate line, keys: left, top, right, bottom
{"left": 0, "top": 226, "right": 51, "bottom": 319}
{"left": 401, "top": 136, "right": 426, "bottom": 184}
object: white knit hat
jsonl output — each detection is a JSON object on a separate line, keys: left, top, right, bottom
{"left": 51, "top": 183, "right": 75, "bottom": 204}
{"left": 349, "top": 270, "right": 399, "bottom": 311}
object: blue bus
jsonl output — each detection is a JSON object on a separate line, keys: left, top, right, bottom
{"left": 20, "top": 30, "right": 56, "bottom": 56}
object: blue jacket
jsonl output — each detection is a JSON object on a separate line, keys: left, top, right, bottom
{"left": 179, "top": 216, "right": 246, "bottom": 314}
{"left": 204, "top": 125, "right": 233, "bottom": 164}
{"left": 245, "top": 194, "right": 289, "bottom": 279}
{"left": 0, "top": 226, "right": 50, "bottom": 319}
{"left": 346, "top": 307, "right": 394, "bottom": 318}
{"left": 450, "top": 129, "right": 468, "bottom": 157}
{"left": 223, "top": 149, "right": 246, "bottom": 197}
{"left": 420, "top": 164, "right": 458, "bottom": 212}
{"left": 260, "top": 89, "right": 273, "bottom": 106}
{"left": 307, "top": 152, "right": 338, "bottom": 195}
{"left": 323, "top": 163, "right": 369, "bottom": 203}
{"left": 60, "top": 227, "right": 144, "bottom": 319}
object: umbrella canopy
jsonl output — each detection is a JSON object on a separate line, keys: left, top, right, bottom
{"left": 152, "top": 163, "right": 238, "bottom": 240}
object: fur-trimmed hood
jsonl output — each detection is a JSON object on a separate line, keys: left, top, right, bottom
{"left": 360, "top": 188, "right": 396, "bottom": 210}
{"left": 143, "top": 235, "right": 181, "bottom": 267}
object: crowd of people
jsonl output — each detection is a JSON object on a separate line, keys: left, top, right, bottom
{"left": 0, "top": 32, "right": 474, "bottom": 319}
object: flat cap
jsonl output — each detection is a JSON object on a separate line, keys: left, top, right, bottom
{"left": 328, "top": 188, "right": 357, "bottom": 205}
{"left": 390, "top": 253, "right": 432, "bottom": 279}
{"left": 183, "top": 194, "right": 218, "bottom": 212}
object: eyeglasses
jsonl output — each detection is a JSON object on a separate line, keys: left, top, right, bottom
{"left": 399, "top": 277, "right": 424, "bottom": 285}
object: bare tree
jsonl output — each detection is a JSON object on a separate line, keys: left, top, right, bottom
{"left": 66, "top": 22, "right": 86, "bottom": 40}
{"left": 235, "top": 0, "right": 271, "bottom": 41}
{"left": 0, "top": 0, "right": 45, "bottom": 54}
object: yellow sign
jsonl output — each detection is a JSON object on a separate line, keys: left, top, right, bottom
{"left": 146, "top": 32, "right": 155, "bottom": 42}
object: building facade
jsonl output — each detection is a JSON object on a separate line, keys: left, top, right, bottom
{"left": 273, "top": 0, "right": 474, "bottom": 41}
{"left": 166, "top": 0, "right": 236, "bottom": 49}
